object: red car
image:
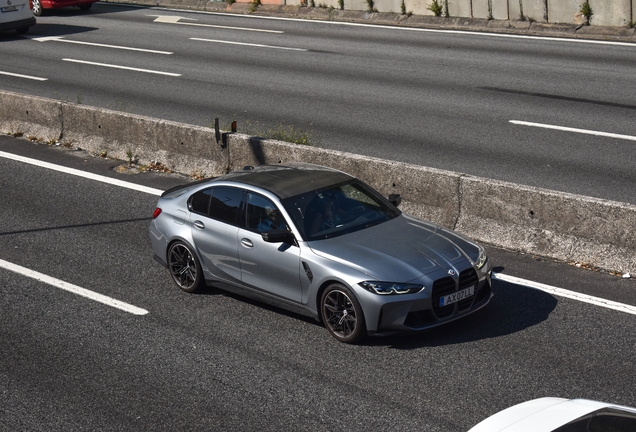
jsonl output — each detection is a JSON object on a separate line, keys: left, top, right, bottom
{"left": 32, "top": 0, "right": 98, "bottom": 16}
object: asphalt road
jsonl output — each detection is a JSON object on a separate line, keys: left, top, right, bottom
{"left": 0, "top": 3, "right": 635, "bottom": 205}
{"left": 1, "top": 136, "right": 635, "bottom": 431}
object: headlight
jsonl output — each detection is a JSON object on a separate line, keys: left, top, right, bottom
{"left": 475, "top": 246, "right": 487, "bottom": 270}
{"left": 358, "top": 281, "right": 423, "bottom": 295}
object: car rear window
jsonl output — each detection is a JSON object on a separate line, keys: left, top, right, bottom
{"left": 209, "top": 187, "right": 244, "bottom": 225}
{"left": 189, "top": 187, "right": 244, "bottom": 226}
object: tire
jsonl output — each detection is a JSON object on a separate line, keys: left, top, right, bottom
{"left": 16, "top": 26, "right": 30, "bottom": 34}
{"left": 78, "top": 3, "right": 92, "bottom": 10}
{"left": 32, "top": 0, "right": 43, "bottom": 16}
{"left": 320, "top": 283, "right": 366, "bottom": 344}
{"left": 167, "top": 241, "right": 204, "bottom": 293}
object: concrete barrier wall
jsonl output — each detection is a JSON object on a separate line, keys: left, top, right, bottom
{"left": 1, "top": 90, "right": 634, "bottom": 274}
{"left": 0, "top": 92, "right": 63, "bottom": 141}
{"left": 61, "top": 103, "right": 228, "bottom": 177}
{"left": 191, "top": 0, "right": 634, "bottom": 26}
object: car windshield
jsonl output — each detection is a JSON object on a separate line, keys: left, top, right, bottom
{"left": 281, "top": 179, "right": 400, "bottom": 241}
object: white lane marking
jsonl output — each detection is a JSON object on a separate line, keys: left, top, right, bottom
{"left": 493, "top": 272, "right": 636, "bottom": 316}
{"left": 62, "top": 59, "right": 182, "bottom": 77}
{"left": 28, "top": 35, "right": 173, "bottom": 55}
{"left": 190, "top": 37, "right": 307, "bottom": 51}
{"left": 0, "top": 70, "right": 48, "bottom": 81}
{"left": 0, "top": 259, "right": 149, "bottom": 315}
{"left": 0, "top": 151, "right": 163, "bottom": 196}
{"left": 510, "top": 120, "right": 636, "bottom": 142}
{"left": 149, "top": 9, "right": 636, "bottom": 48}
{"left": 3, "top": 151, "right": 633, "bottom": 316}
{"left": 151, "top": 15, "right": 284, "bottom": 33}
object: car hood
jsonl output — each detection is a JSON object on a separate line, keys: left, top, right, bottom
{"left": 307, "top": 215, "right": 479, "bottom": 281}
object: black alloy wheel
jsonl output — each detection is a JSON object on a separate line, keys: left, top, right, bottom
{"left": 321, "top": 284, "right": 366, "bottom": 343}
{"left": 167, "top": 241, "right": 204, "bottom": 293}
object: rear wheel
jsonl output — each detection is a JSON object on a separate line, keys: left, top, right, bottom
{"left": 167, "top": 241, "right": 204, "bottom": 293}
{"left": 32, "top": 0, "right": 43, "bottom": 16}
{"left": 78, "top": 3, "right": 92, "bottom": 10}
{"left": 321, "top": 284, "right": 366, "bottom": 344}
{"left": 16, "top": 26, "right": 29, "bottom": 34}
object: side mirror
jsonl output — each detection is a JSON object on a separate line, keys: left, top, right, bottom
{"left": 388, "top": 193, "right": 401, "bottom": 207}
{"left": 262, "top": 230, "right": 297, "bottom": 246}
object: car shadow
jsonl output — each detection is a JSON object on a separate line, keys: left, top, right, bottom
{"left": 35, "top": 3, "right": 136, "bottom": 17}
{"left": 197, "top": 266, "right": 558, "bottom": 348}
{"left": 0, "top": 23, "right": 97, "bottom": 41}
{"left": 377, "top": 268, "right": 558, "bottom": 349}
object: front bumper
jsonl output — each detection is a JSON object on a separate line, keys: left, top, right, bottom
{"left": 0, "top": 17, "right": 36, "bottom": 31}
{"left": 368, "top": 270, "right": 493, "bottom": 336}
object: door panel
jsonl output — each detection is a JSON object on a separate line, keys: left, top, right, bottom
{"left": 192, "top": 216, "right": 241, "bottom": 284}
{"left": 238, "top": 229, "right": 302, "bottom": 302}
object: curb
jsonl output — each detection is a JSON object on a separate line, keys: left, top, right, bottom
{"left": 2, "top": 90, "right": 635, "bottom": 274}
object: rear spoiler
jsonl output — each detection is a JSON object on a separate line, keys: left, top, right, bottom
{"left": 161, "top": 178, "right": 212, "bottom": 197}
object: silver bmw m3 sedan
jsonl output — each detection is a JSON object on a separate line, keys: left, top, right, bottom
{"left": 149, "top": 163, "right": 492, "bottom": 343}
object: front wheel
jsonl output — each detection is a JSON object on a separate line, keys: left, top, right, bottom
{"left": 167, "top": 241, "right": 204, "bottom": 293}
{"left": 78, "top": 3, "right": 92, "bottom": 10}
{"left": 32, "top": 0, "right": 43, "bottom": 16}
{"left": 321, "top": 284, "right": 366, "bottom": 344}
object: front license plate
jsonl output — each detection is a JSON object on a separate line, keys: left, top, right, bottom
{"left": 439, "top": 285, "right": 475, "bottom": 307}
{"left": 2, "top": 5, "right": 19, "bottom": 11}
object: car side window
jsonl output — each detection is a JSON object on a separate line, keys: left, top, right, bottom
{"left": 245, "top": 193, "right": 288, "bottom": 233}
{"left": 189, "top": 188, "right": 213, "bottom": 216}
{"left": 208, "top": 187, "right": 244, "bottom": 225}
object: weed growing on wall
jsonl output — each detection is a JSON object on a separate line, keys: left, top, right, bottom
{"left": 248, "top": 0, "right": 260, "bottom": 13}
{"left": 579, "top": 1, "right": 593, "bottom": 24}
{"left": 338, "top": 0, "right": 343, "bottom": 9}
{"left": 427, "top": 0, "right": 443, "bottom": 16}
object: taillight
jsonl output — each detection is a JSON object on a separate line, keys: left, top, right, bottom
{"left": 29, "top": 0, "right": 33, "bottom": 9}
{"left": 153, "top": 208, "right": 162, "bottom": 219}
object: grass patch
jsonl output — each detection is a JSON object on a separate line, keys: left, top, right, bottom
{"left": 244, "top": 121, "right": 319, "bottom": 146}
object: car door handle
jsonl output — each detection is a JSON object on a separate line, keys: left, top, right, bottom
{"left": 241, "top": 238, "right": 253, "bottom": 248}
{"left": 193, "top": 220, "right": 205, "bottom": 229}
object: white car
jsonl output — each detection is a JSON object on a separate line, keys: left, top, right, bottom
{"left": 0, "top": 0, "right": 35, "bottom": 34}
{"left": 468, "top": 398, "right": 636, "bottom": 432}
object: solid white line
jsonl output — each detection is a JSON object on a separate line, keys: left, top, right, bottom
{"left": 151, "top": 15, "right": 283, "bottom": 33}
{"left": 30, "top": 36, "right": 173, "bottom": 54}
{"left": 148, "top": 8, "right": 636, "bottom": 48}
{"left": 190, "top": 37, "right": 307, "bottom": 51}
{"left": 510, "top": 120, "right": 636, "bottom": 142}
{"left": 0, "top": 70, "right": 48, "bottom": 81}
{"left": 62, "top": 59, "right": 182, "bottom": 77}
{"left": 493, "top": 272, "right": 636, "bottom": 316}
{"left": 3, "top": 151, "right": 633, "bottom": 317}
{"left": 0, "top": 259, "right": 149, "bottom": 315}
{"left": 0, "top": 151, "right": 163, "bottom": 196}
